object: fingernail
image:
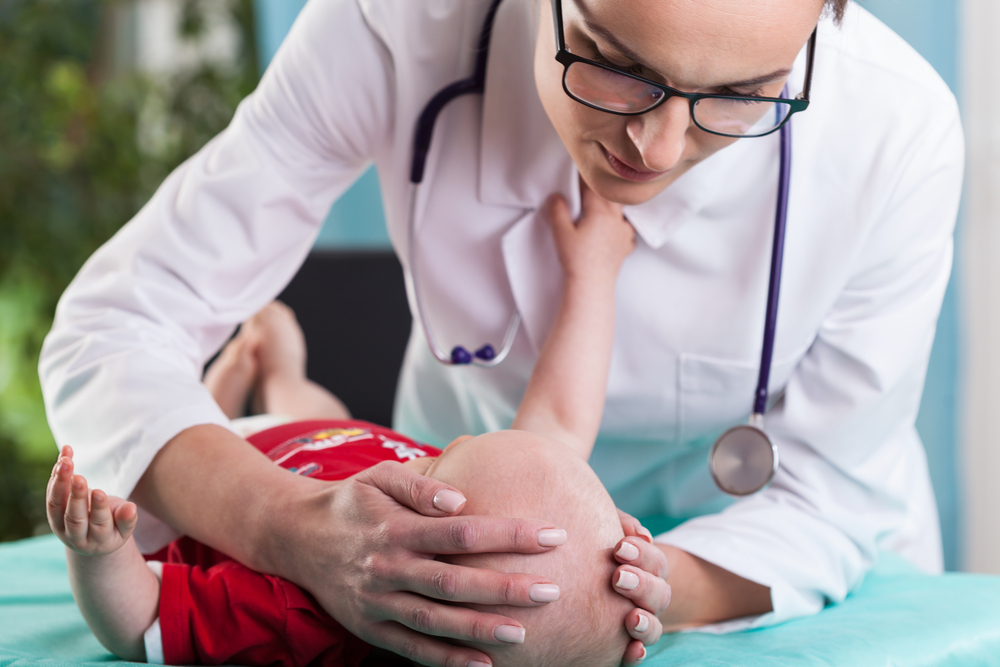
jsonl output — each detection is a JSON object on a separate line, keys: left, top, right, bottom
{"left": 537, "top": 529, "right": 567, "bottom": 547}
{"left": 616, "top": 570, "right": 639, "bottom": 591}
{"left": 634, "top": 613, "right": 650, "bottom": 633}
{"left": 616, "top": 542, "right": 639, "bottom": 561}
{"left": 529, "top": 584, "right": 560, "bottom": 602}
{"left": 468, "top": 662, "right": 491, "bottom": 667}
{"left": 494, "top": 625, "right": 525, "bottom": 644}
{"left": 638, "top": 645, "right": 647, "bottom": 663}
{"left": 53, "top": 462, "right": 62, "bottom": 476}
{"left": 638, "top": 526, "right": 654, "bottom": 542}
{"left": 71, "top": 478, "right": 83, "bottom": 491}
{"left": 433, "top": 489, "right": 466, "bottom": 514}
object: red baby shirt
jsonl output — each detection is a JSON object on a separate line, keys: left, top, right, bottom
{"left": 152, "top": 420, "right": 441, "bottom": 666}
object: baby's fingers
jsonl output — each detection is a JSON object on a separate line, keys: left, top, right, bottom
{"left": 545, "top": 193, "right": 574, "bottom": 241}
{"left": 88, "top": 490, "right": 117, "bottom": 545}
{"left": 46, "top": 455, "right": 74, "bottom": 535}
{"left": 113, "top": 500, "right": 139, "bottom": 543}
{"left": 64, "top": 475, "right": 91, "bottom": 544}
{"left": 90, "top": 492, "right": 138, "bottom": 549}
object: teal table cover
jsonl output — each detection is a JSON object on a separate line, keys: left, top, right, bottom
{"left": 3, "top": 534, "right": 1000, "bottom": 666}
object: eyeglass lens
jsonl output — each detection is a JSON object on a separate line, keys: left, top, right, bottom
{"left": 564, "top": 61, "right": 793, "bottom": 137}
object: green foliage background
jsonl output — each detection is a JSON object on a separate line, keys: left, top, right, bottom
{"left": 0, "top": 0, "right": 258, "bottom": 541}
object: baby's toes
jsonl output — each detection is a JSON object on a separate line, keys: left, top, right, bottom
{"left": 64, "top": 475, "right": 91, "bottom": 545}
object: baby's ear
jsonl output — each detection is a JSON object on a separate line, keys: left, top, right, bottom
{"left": 443, "top": 435, "right": 475, "bottom": 451}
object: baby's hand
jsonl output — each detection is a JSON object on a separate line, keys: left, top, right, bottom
{"left": 546, "top": 178, "right": 636, "bottom": 284}
{"left": 46, "top": 446, "right": 138, "bottom": 557}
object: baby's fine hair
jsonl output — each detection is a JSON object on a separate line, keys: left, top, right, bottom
{"left": 492, "top": 586, "right": 630, "bottom": 667}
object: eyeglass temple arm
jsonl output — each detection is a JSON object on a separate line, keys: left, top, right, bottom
{"left": 799, "top": 28, "right": 818, "bottom": 101}
{"left": 551, "top": 0, "right": 567, "bottom": 51}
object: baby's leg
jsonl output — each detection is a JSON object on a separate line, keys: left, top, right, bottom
{"left": 46, "top": 446, "right": 160, "bottom": 661}
{"left": 244, "top": 301, "right": 351, "bottom": 421}
{"left": 203, "top": 334, "right": 258, "bottom": 420}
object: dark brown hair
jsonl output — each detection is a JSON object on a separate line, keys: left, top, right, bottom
{"left": 826, "top": 0, "right": 848, "bottom": 23}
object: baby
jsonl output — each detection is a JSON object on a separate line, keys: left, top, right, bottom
{"left": 45, "top": 187, "right": 640, "bottom": 667}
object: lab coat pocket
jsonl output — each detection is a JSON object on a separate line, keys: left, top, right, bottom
{"left": 678, "top": 344, "right": 810, "bottom": 447}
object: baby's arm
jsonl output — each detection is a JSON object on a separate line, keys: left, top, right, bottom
{"left": 46, "top": 446, "right": 160, "bottom": 661}
{"left": 511, "top": 181, "right": 635, "bottom": 459}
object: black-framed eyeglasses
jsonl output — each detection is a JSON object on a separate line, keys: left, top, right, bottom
{"left": 550, "top": 0, "right": 816, "bottom": 138}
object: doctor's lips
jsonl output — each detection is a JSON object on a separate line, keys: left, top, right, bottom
{"left": 601, "top": 146, "right": 666, "bottom": 183}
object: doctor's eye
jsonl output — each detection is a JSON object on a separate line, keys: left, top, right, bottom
{"left": 591, "top": 49, "right": 647, "bottom": 77}
{"left": 714, "top": 86, "right": 766, "bottom": 101}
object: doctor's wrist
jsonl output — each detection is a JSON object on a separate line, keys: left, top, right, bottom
{"left": 254, "top": 476, "right": 341, "bottom": 580}
{"left": 656, "top": 545, "right": 772, "bottom": 631}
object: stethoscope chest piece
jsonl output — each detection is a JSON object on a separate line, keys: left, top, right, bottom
{"left": 709, "top": 415, "right": 778, "bottom": 496}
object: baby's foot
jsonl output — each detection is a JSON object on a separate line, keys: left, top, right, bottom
{"left": 204, "top": 334, "right": 259, "bottom": 419}
{"left": 244, "top": 301, "right": 308, "bottom": 381}
{"left": 46, "top": 446, "right": 138, "bottom": 557}
{"left": 242, "top": 301, "right": 309, "bottom": 414}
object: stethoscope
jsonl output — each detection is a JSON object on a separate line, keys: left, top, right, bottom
{"left": 407, "top": 0, "right": 793, "bottom": 496}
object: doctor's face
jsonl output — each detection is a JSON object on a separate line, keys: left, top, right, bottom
{"left": 535, "top": 0, "right": 824, "bottom": 206}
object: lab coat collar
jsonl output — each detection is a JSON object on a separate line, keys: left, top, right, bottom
{"left": 478, "top": 0, "right": 727, "bottom": 250}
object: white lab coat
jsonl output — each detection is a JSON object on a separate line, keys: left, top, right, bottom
{"left": 40, "top": 0, "right": 963, "bottom": 630}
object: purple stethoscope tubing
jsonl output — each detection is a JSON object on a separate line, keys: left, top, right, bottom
{"left": 708, "top": 110, "right": 791, "bottom": 496}
{"left": 407, "top": 0, "right": 516, "bottom": 368}
{"left": 756, "top": 111, "right": 792, "bottom": 416}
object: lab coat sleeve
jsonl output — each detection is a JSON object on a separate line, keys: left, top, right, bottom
{"left": 657, "top": 102, "right": 965, "bottom": 627}
{"left": 38, "top": 0, "right": 395, "bottom": 548}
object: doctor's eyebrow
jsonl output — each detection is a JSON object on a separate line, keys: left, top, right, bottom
{"left": 574, "top": 3, "right": 792, "bottom": 90}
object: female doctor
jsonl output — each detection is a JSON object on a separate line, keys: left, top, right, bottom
{"left": 40, "top": 0, "right": 963, "bottom": 664}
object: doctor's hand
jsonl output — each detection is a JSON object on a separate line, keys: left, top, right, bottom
{"left": 285, "top": 460, "right": 566, "bottom": 667}
{"left": 614, "top": 509, "right": 669, "bottom": 666}
{"left": 547, "top": 179, "right": 636, "bottom": 285}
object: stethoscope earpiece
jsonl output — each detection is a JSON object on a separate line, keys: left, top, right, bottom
{"left": 449, "top": 345, "right": 498, "bottom": 365}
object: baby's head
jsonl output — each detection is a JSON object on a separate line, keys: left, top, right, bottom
{"left": 425, "top": 430, "right": 633, "bottom": 667}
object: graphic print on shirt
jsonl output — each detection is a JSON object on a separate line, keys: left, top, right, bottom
{"left": 287, "top": 462, "right": 322, "bottom": 477}
{"left": 262, "top": 423, "right": 432, "bottom": 478}
{"left": 381, "top": 439, "right": 429, "bottom": 461}
{"left": 265, "top": 427, "right": 371, "bottom": 466}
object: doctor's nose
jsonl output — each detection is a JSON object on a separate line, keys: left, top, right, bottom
{"left": 626, "top": 97, "right": 689, "bottom": 173}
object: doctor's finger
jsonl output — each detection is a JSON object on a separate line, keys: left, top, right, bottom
{"left": 627, "top": 608, "right": 663, "bottom": 646}
{"left": 401, "top": 559, "right": 559, "bottom": 607}
{"left": 357, "top": 460, "right": 468, "bottom": 517}
{"left": 617, "top": 509, "right": 654, "bottom": 543}
{"left": 622, "top": 639, "right": 646, "bottom": 667}
{"left": 614, "top": 537, "right": 668, "bottom": 580}
{"left": 365, "top": 620, "right": 495, "bottom": 667}
{"left": 613, "top": 565, "right": 672, "bottom": 616}
{"left": 385, "top": 591, "right": 526, "bottom": 646}
{"left": 401, "top": 513, "right": 567, "bottom": 555}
